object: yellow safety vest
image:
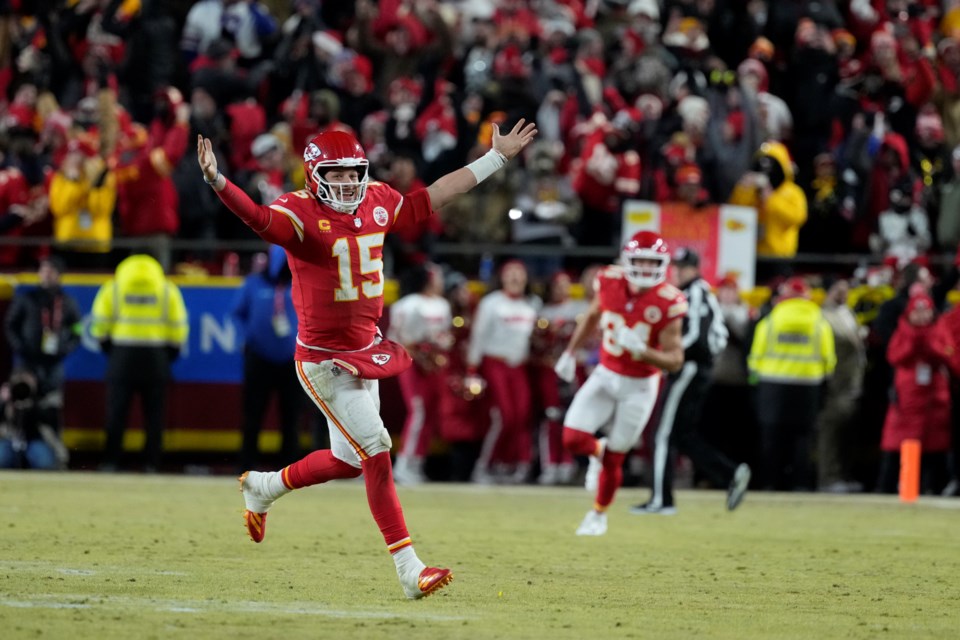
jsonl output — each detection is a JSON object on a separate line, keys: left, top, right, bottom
{"left": 748, "top": 298, "right": 836, "bottom": 384}
{"left": 90, "top": 254, "right": 188, "bottom": 347}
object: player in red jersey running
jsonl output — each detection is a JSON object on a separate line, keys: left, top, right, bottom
{"left": 197, "top": 120, "right": 536, "bottom": 599}
{"left": 554, "top": 231, "right": 687, "bottom": 536}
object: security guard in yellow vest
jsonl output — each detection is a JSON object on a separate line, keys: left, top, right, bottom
{"left": 748, "top": 277, "right": 836, "bottom": 491}
{"left": 90, "top": 254, "right": 188, "bottom": 471}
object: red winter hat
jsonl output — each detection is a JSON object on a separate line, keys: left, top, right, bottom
{"left": 494, "top": 44, "right": 531, "bottom": 78}
{"left": 349, "top": 54, "right": 374, "bottom": 92}
{"left": 780, "top": 276, "right": 810, "bottom": 299}
{"left": 717, "top": 274, "right": 739, "bottom": 290}
{"left": 676, "top": 163, "right": 703, "bottom": 185}
{"left": 906, "top": 289, "right": 934, "bottom": 317}
{"left": 916, "top": 108, "right": 944, "bottom": 141}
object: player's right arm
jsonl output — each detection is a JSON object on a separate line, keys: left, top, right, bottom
{"left": 197, "top": 135, "right": 299, "bottom": 247}
{"left": 562, "top": 294, "right": 602, "bottom": 357}
{"left": 554, "top": 294, "right": 600, "bottom": 382}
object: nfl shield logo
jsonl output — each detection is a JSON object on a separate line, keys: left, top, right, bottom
{"left": 372, "top": 354, "right": 391, "bottom": 366}
{"left": 373, "top": 206, "right": 389, "bottom": 227}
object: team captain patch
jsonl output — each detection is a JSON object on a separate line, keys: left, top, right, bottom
{"left": 373, "top": 206, "right": 389, "bottom": 226}
{"left": 644, "top": 306, "right": 662, "bottom": 324}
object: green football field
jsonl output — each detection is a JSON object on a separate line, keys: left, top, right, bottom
{"left": 1, "top": 472, "right": 957, "bottom": 640}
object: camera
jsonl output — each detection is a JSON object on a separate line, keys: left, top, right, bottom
{"left": 9, "top": 380, "right": 32, "bottom": 402}
{"left": 6, "top": 372, "right": 37, "bottom": 405}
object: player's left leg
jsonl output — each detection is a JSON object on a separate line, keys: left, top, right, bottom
{"left": 301, "top": 362, "right": 452, "bottom": 599}
{"left": 239, "top": 362, "right": 365, "bottom": 543}
{"left": 589, "top": 373, "right": 660, "bottom": 527}
{"left": 563, "top": 367, "right": 617, "bottom": 535}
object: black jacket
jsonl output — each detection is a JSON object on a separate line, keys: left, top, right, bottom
{"left": 680, "top": 277, "right": 729, "bottom": 367}
{"left": 4, "top": 285, "right": 81, "bottom": 366}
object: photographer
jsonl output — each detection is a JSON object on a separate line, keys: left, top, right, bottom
{"left": 4, "top": 256, "right": 82, "bottom": 437}
{"left": 0, "top": 371, "right": 67, "bottom": 470}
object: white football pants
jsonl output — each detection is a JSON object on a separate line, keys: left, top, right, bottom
{"left": 563, "top": 365, "right": 661, "bottom": 452}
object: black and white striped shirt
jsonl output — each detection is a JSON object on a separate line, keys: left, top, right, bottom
{"left": 680, "top": 277, "right": 729, "bottom": 366}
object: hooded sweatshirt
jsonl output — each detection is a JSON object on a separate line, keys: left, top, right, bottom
{"left": 729, "top": 141, "right": 808, "bottom": 257}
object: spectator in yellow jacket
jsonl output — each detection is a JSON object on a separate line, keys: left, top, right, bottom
{"left": 48, "top": 138, "right": 116, "bottom": 270}
{"left": 730, "top": 141, "right": 808, "bottom": 265}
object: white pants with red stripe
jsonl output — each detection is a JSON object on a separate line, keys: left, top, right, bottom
{"left": 563, "top": 365, "right": 661, "bottom": 452}
{"left": 295, "top": 360, "right": 392, "bottom": 468}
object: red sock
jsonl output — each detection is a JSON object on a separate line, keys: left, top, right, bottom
{"left": 596, "top": 451, "right": 626, "bottom": 510}
{"left": 361, "top": 452, "right": 411, "bottom": 549}
{"left": 282, "top": 450, "right": 362, "bottom": 489}
{"left": 562, "top": 427, "right": 597, "bottom": 457}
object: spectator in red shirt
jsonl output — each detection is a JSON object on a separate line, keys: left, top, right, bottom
{"left": 114, "top": 89, "right": 190, "bottom": 270}
{"left": 571, "top": 110, "right": 642, "bottom": 253}
{"left": 878, "top": 288, "right": 957, "bottom": 494}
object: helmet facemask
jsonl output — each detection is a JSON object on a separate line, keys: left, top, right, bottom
{"left": 310, "top": 158, "right": 370, "bottom": 213}
{"left": 621, "top": 252, "right": 668, "bottom": 288}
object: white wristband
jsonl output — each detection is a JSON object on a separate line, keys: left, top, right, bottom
{"left": 466, "top": 149, "right": 508, "bottom": 184}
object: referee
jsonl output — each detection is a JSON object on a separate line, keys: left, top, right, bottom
{"left": 631, "top": 248, "right": 751, "bottom": 514}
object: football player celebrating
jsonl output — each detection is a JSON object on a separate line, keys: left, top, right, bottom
{"left": 554, "top": 231, "right": 687, "bottom": 536}
{"left": 197, "top": 119, "right": 536, "bottom": 599}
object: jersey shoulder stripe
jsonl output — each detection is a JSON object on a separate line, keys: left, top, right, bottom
{"left": 268, "top": 203, "right": 306, "bottom": 241}
{"left": 600, "top": 265, "right": 625, "bottom": 279}
{"left": 656, "top": 283, "right": 683, "bottom": 300}
{"left": 667, "top": 300, "right": 688, "bottom": 319}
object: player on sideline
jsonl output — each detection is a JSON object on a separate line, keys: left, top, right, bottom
{"left": 554, "top": 231, "right": 686, "bottom": 536}
{"left": 197, "top": 120, "right": 537, "bottom": 599}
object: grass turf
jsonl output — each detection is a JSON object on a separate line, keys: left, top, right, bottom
{"left": 1, "top": 471, "right": 958, "bottom": 639}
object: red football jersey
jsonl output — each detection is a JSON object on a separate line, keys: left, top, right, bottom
{"left": 596, "top": 266, "right": 688, "bottom": 377}
{"left": 266, "top": 182, "right": 434, "bottom": 360}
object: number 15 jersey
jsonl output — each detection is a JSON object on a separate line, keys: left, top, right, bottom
{"left": 267, "top": 183, "right": 434, "bottom": 360}
{"left": 596, "top": 265, "right": 688, "bottom": 378}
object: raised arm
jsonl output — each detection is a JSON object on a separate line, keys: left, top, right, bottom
{"left": 197, "top": 135, "right": 299, "bottom": 247}
{"left": 426, "top": 119, "right": 538, "bottom": 210}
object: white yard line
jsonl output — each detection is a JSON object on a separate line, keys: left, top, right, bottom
{"left": 0, "top": 560, "right": 188, "bottom": 576}
{"left": 0, "top": 593, "right": 471, "bottom": 621}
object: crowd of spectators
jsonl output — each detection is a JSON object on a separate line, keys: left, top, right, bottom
{"left": 3, "top": 0, "right": 960, "bottom": 277}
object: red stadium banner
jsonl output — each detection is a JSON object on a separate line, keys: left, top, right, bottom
{"left": 621, "top": 200, "right": 757, "bottom": 289}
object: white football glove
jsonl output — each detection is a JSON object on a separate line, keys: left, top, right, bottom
{"left": 554, "top": 351, "right": 577, "bottom": 383}
{"left": 614, "top": 325, "right": 647, "bottom": 357}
